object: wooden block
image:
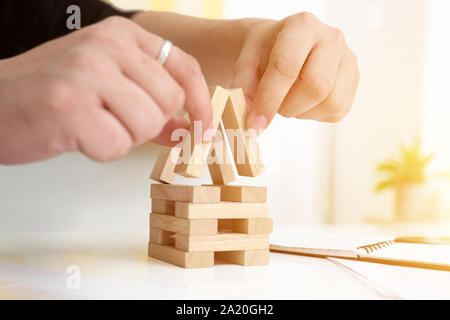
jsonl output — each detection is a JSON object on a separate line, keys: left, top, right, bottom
{"left": 218, "top": 218, "right": 273, "bottom": 234}
{"left": 175, "top": 233, "right": 270, "bottom": 252}
{"left": 216, "top": 185, "right": 266, "bottom": 202}
{"left": 150, "top": 213, "right": 218, "bottom": 235}
{"left": 151, "top": 184, "right": 220, "bottom": 203}
{"left": 149, "top": 227, "right": 175, "bottom": 245}
{"left": 222, "top": 88, "right": 265, "bottom": 177}
{"left": 150, "top": 146, "right": 181, "bottom": 184}
{"left": 175, "top": 202, "right": 269, "bottom": 219}
{"left": 151, "top": 199, "right": 176, "bottom": 215}
{"left": 148, "top": 242, "right": 214, "bottom": 268}
{"left": 215, "top": 250, "right": 270, "bottom": 266}
{"left": 207, "top": 126, "right": 236, "bottom": 185}
{"left": 175, "top": 86, "right": 230, "bottom": 178}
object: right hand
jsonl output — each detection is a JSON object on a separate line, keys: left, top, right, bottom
{"left": 0, "top": 16, "right": 212, "bottom": 165}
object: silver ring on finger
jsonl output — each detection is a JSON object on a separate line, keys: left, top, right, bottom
{"left": 156, "top": 40, "right": 172, "bottom": 65}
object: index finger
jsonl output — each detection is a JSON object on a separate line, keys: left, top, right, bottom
{"left": 250, "top": 28, "right": 314, "bottom": 129}
{"left": 135, "top": 27, "right": 213, "bottom": 137}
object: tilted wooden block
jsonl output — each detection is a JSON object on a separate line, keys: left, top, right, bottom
{"left": 175, "top": 86, "right": 230, "bottom": 178}
{"left": 175, "top": 233, "right": 270, "bottom": 252}
{"left": 207, "top": 126, "right": 236, "bottom": 185}
{"left": 215, "top": 250, "right": 270, "bottom": 266}
{"left": 151, "top": 184, "right": 220, "bottom": 203}
{"left": 218, "top": 218, "right": 273, "bottom": 234}
{"left": 151, "top": 199, "right": 176, "bottom": 215}
{"left": 150, "top": 146, "right": 181, "bottom": 184}
{"left": 222, "top": 88, "right": 265, "bottom": 177}
{"left": 149, "top": 227, "right": 175, "bottom": 246}
{"left": 148, "top": 242, "right": 214, "bottom": 268}
{"left": 150, "top": 213, "right": 218, "bottom": 236}
{"left": 175, "top": 202, "right": 269, "bottom": 219}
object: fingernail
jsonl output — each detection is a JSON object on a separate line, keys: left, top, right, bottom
{"left": 247, "top": 113, "right": 268, "bottom": 132}
{"left": 202, "top": 122, "right": 215, "bottom": 142}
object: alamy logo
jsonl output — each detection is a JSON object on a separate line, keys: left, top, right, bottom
{"left": 66, "top": 5, "right": 81, "bottom": 30}
{"left": 366, "top": 5, "right": 382, "bottom": 31}
{"left": 66, "top": 265, "right": 81, "bottom": 290}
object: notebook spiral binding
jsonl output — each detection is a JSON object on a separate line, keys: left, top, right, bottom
{"left": 357, "top": 240, "right": 397, "bottom": 254}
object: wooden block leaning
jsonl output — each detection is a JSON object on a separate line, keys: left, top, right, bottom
{"left": 150, "top": 213, "right": 218, "bottom": 236}
{"left": 175, "top": 86, "right": 230, "bottom": 178}
{"left": 175, "top": 233, "right": 270, "bottom": 252}
{"left": 148, "top": 243, "right": 214, "bottom": 268}
{"left": 175, "top": 202, "right": 269, "bottom": 219}
{"left": 207, "top": 126, "right": 235, "bottom": 185}
{"left": 215, "top": 250, "right": 270, "bottom": 266}
{"left": 222, "top": 88, "right": 265, "bottom": 177}
{"left": 150, "top": 146, "right": 181, "bottom": 184}
{"left": 151, "top": 184, "right": 220, "bottom": 203}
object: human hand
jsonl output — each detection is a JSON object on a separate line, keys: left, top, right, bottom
{"left": 0, "top": 17, "right": 212, "bottom": 165}
{"left": 232, "top": 12, "right": 360, "bottom": 130}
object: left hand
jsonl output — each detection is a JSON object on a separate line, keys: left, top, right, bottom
{"left": 231, "top": 12, "right": 360, "bottom": 130}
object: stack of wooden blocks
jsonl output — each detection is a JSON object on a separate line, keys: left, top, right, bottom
{"left": 148, "top": 86, "right": 272, "bottom": 268}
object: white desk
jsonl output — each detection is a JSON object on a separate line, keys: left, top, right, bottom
{"left": 0, "top": 231, "right": 382, "bottom": 299}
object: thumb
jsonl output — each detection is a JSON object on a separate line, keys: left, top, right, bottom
{"left": 231, "top": 50, "right": 273, "bottom": 132}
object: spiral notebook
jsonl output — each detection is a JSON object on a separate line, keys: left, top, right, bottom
{"left": 270, "top": 236, "right": 450, "bottom": 271}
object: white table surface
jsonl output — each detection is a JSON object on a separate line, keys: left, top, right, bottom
{"left": 0, "top": 230, "right": 383, "bottom": 300}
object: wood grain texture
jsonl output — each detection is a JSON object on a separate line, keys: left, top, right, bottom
{"left": 175, "top": 233, "right": 270, "bottom": 252}
{"left": 175, "top": 86, "right": 230, "bottom": 178}
{"left": 209, "top": 185, "right": 267, "bottom": 202}
{"left": 151, "top": 199, "right": 176, "bottom": 215}
{"left": 148, "top": 242, "right": 214, "bottom": 268}
{"left": 222, "top": 88, "right": 265, "bottom": 177}
{"left": 175, "top": 201, "right": 269, "bottom": 219}
{"left": 149, "top": 227, "right": 175, "bottom": 245}
{"left": 218, "top": 218, "right": 273, "bottom": 234}
{"left": 215, "top": 250, "right": 270, "bottom": 266}
{"left": 207, "top": 126, "right": 236, "bottom": 185}
{"left": 151, "top": 184, "right": 220, "bottom": 203}
{"left": 150, "top": 146, "right": 181, "bottom": 184}
{"left": 150, "top": 213, "right": 218, "bottom": 235}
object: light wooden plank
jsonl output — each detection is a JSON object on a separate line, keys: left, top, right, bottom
{"left": 148, "top": 242, "right": 214, "bottom": 268}
{"left": 175, "top": 202, "right": 269, "bottom": 219}
{"left": 207, "top": 126, "right": 236, "bottom": 185}
{"left": 215, "top": 250, "right": 270, "bottom": 266}
{"left": 150, "top": 146, "right": 181, "bottom": 184}
{"left": 175, "top": 86, "right": 230, "bottom": 178}
{"left": 150, "top": 213, "right": 218, "bottom": 235}
{"left": 151, "top": 199, "right": 176, "bottom": 215}
{"left": 207, "top": 185, "right": 267, "bottom": 202}
{"left": 222, "top": 88, "right": 265, "bottom": 177}
{"left": 149, "top": 227, "right": 175, "bottom": 245}
{"left": 175, "top": 233, "right": 270, "bottom": 252}
{"left": 151, "top": 184, "right": 220, "bottom": 203}
{"left": 218, "top": 218, "right": 273, "bottom": 234}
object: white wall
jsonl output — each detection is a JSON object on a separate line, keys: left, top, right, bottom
{"left": 327, "top": 0, "right": 426, "bottom": 222}
{"left": 423, "top": 0, "right": 450, "bottom": 217}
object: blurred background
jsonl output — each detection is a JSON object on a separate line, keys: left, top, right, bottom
{"left": 1, "top": 0, "right": 450, "bottom": 237}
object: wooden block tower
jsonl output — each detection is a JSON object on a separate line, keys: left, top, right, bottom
{"left": 148, "top": 86, "right": 272, "bottom": 268}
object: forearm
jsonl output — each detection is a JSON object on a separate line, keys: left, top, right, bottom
{"left": 132, "top": 11, "right": 253, "bottom": 86}
{"left": 0, "top": 0, "right": 135, "bottom": 59}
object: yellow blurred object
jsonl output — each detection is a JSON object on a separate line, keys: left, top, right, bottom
{"left": 375, "top": 138, "right": 433, "bottom": 193}
{"left": 150, "top": 0, "right": 175, "bottom": 12}
{"left": 107, "top": 0, "right": 223, "bottom": 18}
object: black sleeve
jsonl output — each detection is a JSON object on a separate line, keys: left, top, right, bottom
{"left": 0, "top": 0, "right": 137, "bottom": 59}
